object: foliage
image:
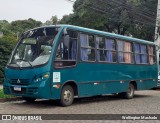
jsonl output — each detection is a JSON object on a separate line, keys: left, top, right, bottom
{"left": 0, "top": 19, "right": 42, "bottom": 83}
{"left": 0, "top": 35, "right": 17, "bottom": 82}
{"left": 61, "top": 0, "right": 157, "bottom": 41}
{"left": 0, "top": 20, "right": 13, "bottom": 35}
{"left": 59, "top": 14, "right": 73, "bottom": 24}
{"left": 10, "top": 18, "right": 42, "bottom": 35}
{"left": 44, "top": 15, "right": 59, "bottom": 25}
{"left": 0, "top": 89, "right": 15, "bottom": 98}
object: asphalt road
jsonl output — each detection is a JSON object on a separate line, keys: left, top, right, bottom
{"left": 0, "top": 90, "right": 160, "bottom": 123}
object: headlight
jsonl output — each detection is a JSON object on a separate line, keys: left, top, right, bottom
{"left": 34, "top": 72, "right": 50, "bottom": 82}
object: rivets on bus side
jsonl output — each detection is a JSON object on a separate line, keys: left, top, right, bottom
{"left": 94, "top": 82, "right": 100, "bottom": 85}
{"left": 140, "top": 80, "right": 143, "bottom": 82}
{"left": 120, "top": 81, "right": 124, "bottom": 83}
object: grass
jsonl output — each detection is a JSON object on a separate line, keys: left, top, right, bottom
{"left": 0, "top": 89, "right": 15, "bottom": 98}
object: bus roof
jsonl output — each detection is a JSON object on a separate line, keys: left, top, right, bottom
{"left": 30, "top": 24, "right": 156, "bottom": 45}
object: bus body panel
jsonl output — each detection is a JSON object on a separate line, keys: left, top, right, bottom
{"left": 51, "top": 63, "right": 157, "bottom": 97}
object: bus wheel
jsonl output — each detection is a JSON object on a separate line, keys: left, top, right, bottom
{"left": 59, "top": 85, "right": 74, "bottom": 106}
{"left": 23, "top": 97, "right": 36, "bottom": 103}
{"left": 124, "top": 83, "right": 135, "bottom": 99}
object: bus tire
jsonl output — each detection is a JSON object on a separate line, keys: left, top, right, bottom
{"left": 59, "top": 85, "right": 74, "bottom": 106}
{"left": 23, "top": 97, "right": 36, "bottom": 103}
{"left": 123, "top": 83, "right": 135, "bottom": 99}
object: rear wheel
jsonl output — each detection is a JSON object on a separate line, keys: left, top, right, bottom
{"left": 58, "top": 85, "right": 74, "bottom": 106}
{"left": 124, "top": 83, "right": 135, "bottom": 99}
{"left": 118, "top": 83, "right": 135, "bottom": 99}
{"left": 23, "top": 97, "right": 36, "bottom": 103}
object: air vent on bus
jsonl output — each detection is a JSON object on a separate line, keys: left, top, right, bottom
{"left": 27, "top": 87, "right": 38, "bottom": 95}
{"left": 9, "top": 79, "right": 30, "bottom": 85}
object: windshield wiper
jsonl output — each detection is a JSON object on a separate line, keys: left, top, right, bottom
{"left": 16, "top": 59, "right": 33, "bottom": 68}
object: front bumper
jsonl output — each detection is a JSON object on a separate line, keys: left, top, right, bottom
{"left": 3, "top": 80, "right": 51, "bottom": 99}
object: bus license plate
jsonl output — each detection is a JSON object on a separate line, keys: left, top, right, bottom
{"left": 14, "top": 87, "right": 21, "bottom": 91}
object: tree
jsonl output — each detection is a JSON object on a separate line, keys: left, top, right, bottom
{"left": 44, "top": 16, "right": 59, "bottom": 25}
{"left": 0, "top": 18, "right": 42, "bottom": 82}
{"left": 128, "top": 0, "right": 157, "bottom": 40}
{"left": 51, "top": 16, "right": 58, "bottom": 24}
{"left": 0, "top": 20, "right": 13, "bottom": 35}
{"left": 67, "top": 0, "right": 157, "bottom": 41}
{"left": 59, "top": 14, "right": 73, "bottom": 24}
{"left": 0, "top": 35, "right": 17, "bottom": 82}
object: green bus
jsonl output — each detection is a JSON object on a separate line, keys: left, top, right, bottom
{"left": 3, "top": 25, "right": 158, "bottom": 106}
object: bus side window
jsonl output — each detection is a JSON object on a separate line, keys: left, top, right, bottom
{"left": 148, "top": 45, "right": 155, "bottom": 64}
{"left": 117, "top": 40, "right": 133, "bottom": 63}
{"left": 133, "top": 43, "right": 141, "bottom": 64}
{"left": 133, "top": 43, "right": 148, "bottom": 64}
{"left": 140, "top": 44, "right": 148, "bottom": 64}
{"left": 80, "top": 33, "right": 95, "bottom": 61}
{"left": 96, "top": 37, "right": 116, "bottom": 63}
{"left": 54, "top": 30, "right": 78, "bottom": 68}
{"left": 105, "top": 38, "right": 116, "bottom": 62}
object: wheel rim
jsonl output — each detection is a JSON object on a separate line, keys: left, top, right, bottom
{"left": 128, "top": 85, "right": 134, "bottom": 97}
{"left": 63, "top": 90, "right": 72, "bottom": 102}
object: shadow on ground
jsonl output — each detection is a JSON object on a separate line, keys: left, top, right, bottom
{"left": 10, "top": 93, "right": 152, "bottom": 108}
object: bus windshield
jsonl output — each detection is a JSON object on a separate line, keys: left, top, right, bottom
{"left": 8, "top": 27, "right": 59, "bottom": 68}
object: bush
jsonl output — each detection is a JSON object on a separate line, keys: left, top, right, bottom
{"left": 0, "top": 89, "right": 15, "bottom": 98}
{"left": 0, "top": 35, "right": 17, "bottom": 84}
{"left": 0, "top": 69, "right": 4, "bottom": 83}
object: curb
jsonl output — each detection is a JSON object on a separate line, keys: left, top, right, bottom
{"left": 0, "top": 97, "right": 23, "bottom": 103}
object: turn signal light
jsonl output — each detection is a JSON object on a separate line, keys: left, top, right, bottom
{"left": 43, "top": 74, "right": 49, "bottom": 78}
{"left": 55, "top": 84, "right": 61, "bottom": 89}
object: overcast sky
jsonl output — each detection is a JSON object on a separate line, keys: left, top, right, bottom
{"left": 0, "top": 0, "right": 73, "bottom": 22}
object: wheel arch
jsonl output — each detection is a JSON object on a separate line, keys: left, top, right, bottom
{"left": 129, "top": 81, "right": 137, "bottom": 90}
{"left": 62, "top": 81, "right": 78, "bottom": 96}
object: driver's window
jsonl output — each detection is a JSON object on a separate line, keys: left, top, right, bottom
{"left": 14, "top": 45, "right": 25, "bottom": 61}
{"left": 54, "top": 30, "right": 78, "bottom": 68}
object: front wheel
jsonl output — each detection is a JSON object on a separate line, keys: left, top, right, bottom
{"left": 23, "top": 97, "right": 36, "bottom": 103}
{"left": 58, "top": 85, "right": 74, "bottom": 107}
